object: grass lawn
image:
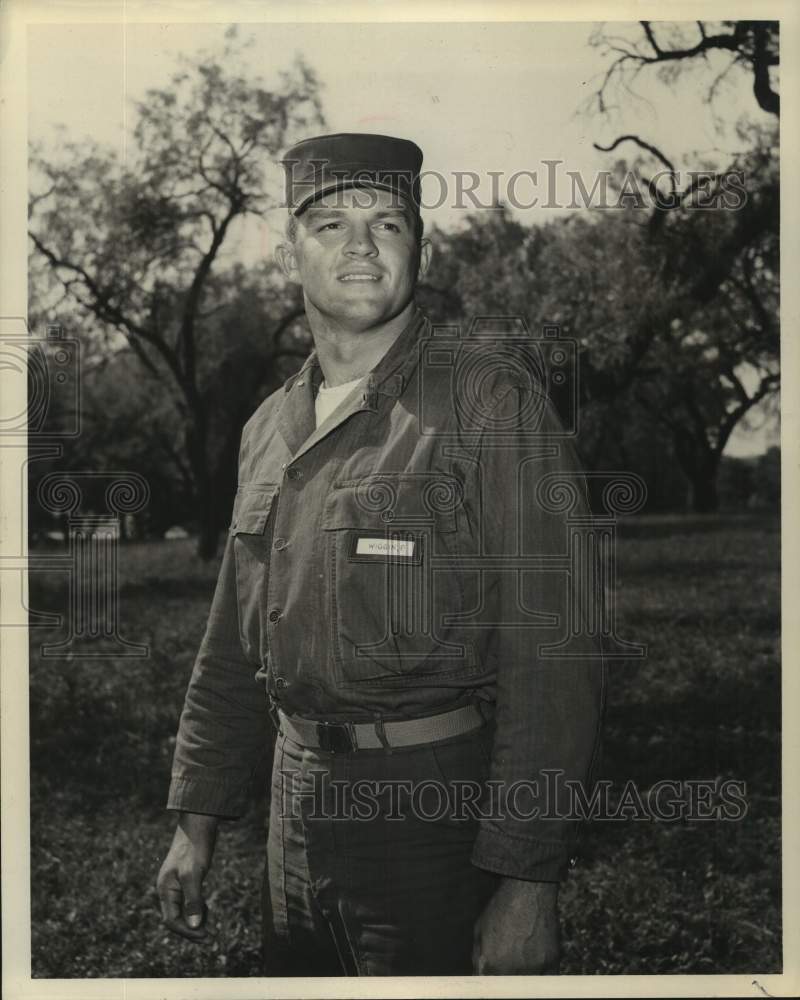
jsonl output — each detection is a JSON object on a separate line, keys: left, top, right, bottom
{"left": 28, "top": 513, "right": 781, "bottom": 976}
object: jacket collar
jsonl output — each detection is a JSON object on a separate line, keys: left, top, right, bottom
{"left": 276, "top": 306, "right": 428, "bottom": 458}
{"left": 283, "top": 305, "right": 428, "bottom": 404}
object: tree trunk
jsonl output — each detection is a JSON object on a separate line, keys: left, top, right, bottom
{"left": 688, "top": 466, "right": 720, "bottom": 513}
{"left": 672, "top": 426, "right": 721, "bottom": 515}
{"left": 186, "top": 415, "right": 220, "bottom": 561}
{"left": 197, "top": 502, "right": 220, "bottom": 561}
{"left": 193, "top": 462, "right": 220, "bottom": 560}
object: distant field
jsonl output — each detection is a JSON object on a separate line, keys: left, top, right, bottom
{"left": 28, "top": 513, "right": 781, "bottom": 976}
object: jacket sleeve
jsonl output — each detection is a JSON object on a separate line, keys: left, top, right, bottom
{"left": 470, "top": 384, "right": 606, "bottom": 881}
{"left": 166, "top": 525, "right": 270, "bottom": 818}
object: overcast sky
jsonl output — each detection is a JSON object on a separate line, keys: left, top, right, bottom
{"left": 28, "top": 19, "right": 769, "bottom": 227}
{"left": 27, "top": 19, "right": 777, "bottom": 454}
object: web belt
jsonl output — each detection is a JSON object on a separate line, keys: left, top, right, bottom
{"left": 277, "top": 703, "right": 484, "bottom": 754}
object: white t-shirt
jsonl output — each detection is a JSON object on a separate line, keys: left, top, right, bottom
{"left": 314, "top": 376, "right": 367, "bottom": 428}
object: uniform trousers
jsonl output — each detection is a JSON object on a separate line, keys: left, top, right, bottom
{"left": 261, "top": 724, "right": 500, "bottom": 976}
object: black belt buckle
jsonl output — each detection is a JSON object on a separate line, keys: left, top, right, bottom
{"left": 316, "top": 721, "right": 355, "bottom": 753}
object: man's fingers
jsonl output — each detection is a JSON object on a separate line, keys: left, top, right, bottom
{"left": 179, "top": 867, "right": 207, "bottom": 930}
{"left": 158, "top": 901, "right": 208, "bottom": 940}
{"left": 183, "top": 899, "right": 207, "bottom": 929}
{"left": 156, "top": 868, "right": 210, "bottom": 941}
{"left": 158, "top": 879, "right": 183, "bottom": 925}
{"left": 162, "top": 914, "right": 210, "bottom": 942}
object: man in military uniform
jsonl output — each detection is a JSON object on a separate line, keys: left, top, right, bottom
{"left": 157, "top": 133, "right": 604, "bottom": 976}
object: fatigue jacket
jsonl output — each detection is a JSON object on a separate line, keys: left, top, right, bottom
{"left": 168, "top": 307, "right": 605, "bottom": 881}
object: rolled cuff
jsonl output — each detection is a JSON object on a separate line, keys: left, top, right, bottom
{"left": 471, "top": 822, "right": 572, "bottom": 882}
{"left": 166, "top": 770, "right": 255, "bottom": 818}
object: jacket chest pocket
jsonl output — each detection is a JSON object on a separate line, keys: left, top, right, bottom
{"left": 321, "top": 474, "right": 479, "bottom": 686}
{"left": 229, "top": 484, "right": 279, "bottom": 654}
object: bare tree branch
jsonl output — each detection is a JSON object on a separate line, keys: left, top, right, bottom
{"left": 594, "top": 134, "right": 676, "bottom": 174}
{"left": 592, "top": 20, "right": 779, "bottom": 116}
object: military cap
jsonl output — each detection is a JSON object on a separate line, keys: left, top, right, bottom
{"left": 282, "top": 132, "right": 423, "bottom": 217}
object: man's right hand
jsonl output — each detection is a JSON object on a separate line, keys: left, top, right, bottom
{"left": 157, "top": 812, "right": 219, "bottom": 941}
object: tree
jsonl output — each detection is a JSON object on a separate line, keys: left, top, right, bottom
{"left": 589, "top": 20, "right": 779, "bottom": 117}
{"left": 28, "top": 262, "right": 313, "bottom": 543}
{"left": 583, "top": 20, "right": 780, "bottom": 511}
{"left": 29, "top": 35, "right": 323, "bottom": 557}
{"left": 425, "top": 125, "right": 778, "bottom": 511}
{"left": 631, "top": 157, "right": 778, "bottom": 511}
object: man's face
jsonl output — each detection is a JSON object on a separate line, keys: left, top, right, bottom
{"left": 277, "top": 187, "right": 431, "bottom": 331}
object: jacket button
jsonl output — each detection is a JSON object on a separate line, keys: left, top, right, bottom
{"left": 275, "top": 676, "right": 288, "bottom": 689}
{"left": 273, "top": 537, "right": 288, "bottom": 551}
{"left": 381, "top": 508, "right": 395, "bottom": 522}
{"left": 268, "top": 609, "right": 282, "bottom": 623}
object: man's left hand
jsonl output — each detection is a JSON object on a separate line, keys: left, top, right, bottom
{"left": 472, "top": 877, "right": 561, "bottom": 975}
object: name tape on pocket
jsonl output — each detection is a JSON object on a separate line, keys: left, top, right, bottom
{"left": 355, "top": 537, "right": 416, "bottom": 559}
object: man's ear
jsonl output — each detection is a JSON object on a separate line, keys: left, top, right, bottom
{"left": 275, "top": 242, "right": 301, "bottom": 283}
{"left": 417, "top": 237, "right": 433, "bottom": 280}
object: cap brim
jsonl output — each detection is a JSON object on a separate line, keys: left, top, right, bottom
{"left": 292, "top": 179, "right": 418, "bottom": 217}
